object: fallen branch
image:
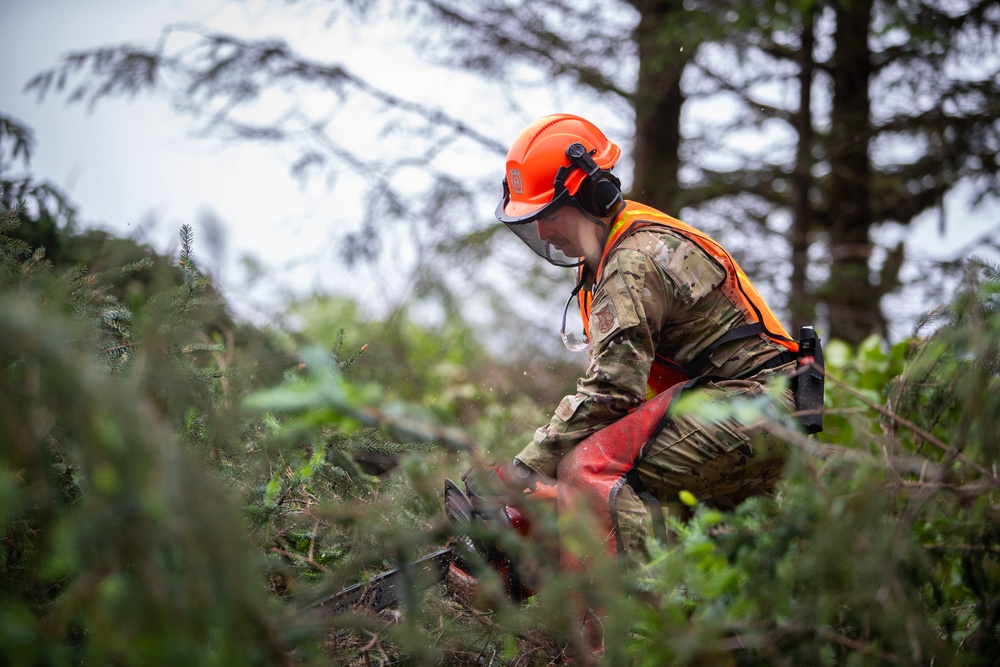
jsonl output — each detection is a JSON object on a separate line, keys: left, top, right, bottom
{"left": 270, "top": 547, "right": 332, "bottom": 575}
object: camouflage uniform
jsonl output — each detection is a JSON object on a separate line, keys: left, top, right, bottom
{"left": 516, "top": 226, "right": 795, "bottom": 560}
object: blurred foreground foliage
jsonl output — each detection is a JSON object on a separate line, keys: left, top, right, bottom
{"left": 2, "top": 191, "right": 999, "bottom": 666}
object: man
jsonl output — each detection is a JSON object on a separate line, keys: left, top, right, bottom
{"left": 486, "top": 113, "right": 818, "bottom": 564}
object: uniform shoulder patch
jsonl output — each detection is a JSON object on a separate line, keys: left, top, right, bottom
{"left": 593, "top": 301, "right": 617, "bottom": 336}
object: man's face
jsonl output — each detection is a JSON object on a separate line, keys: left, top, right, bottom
{"left": 537, "top": 205, "right": 605, "bottom": 264}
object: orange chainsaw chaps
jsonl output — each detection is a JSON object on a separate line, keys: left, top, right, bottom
{"left": 556, "top": 384, "right": 682, "bottom": 560}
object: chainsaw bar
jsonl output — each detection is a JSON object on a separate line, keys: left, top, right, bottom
{"left": 307, "top": 547, "right": 457, "bottom": 616}
{"left": 307, "top": 479, "right": 475, "bottom": 617}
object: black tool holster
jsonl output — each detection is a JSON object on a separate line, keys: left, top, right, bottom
{"left": 795, "top": 326, "right": 825, "bottom": 434}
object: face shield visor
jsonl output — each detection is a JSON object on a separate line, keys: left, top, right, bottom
{"left": 494, "top": 179, "right": 584, "bottom": 268}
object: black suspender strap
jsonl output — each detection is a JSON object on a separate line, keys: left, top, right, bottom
{"left": 639, "top": 490, "right": 668, "bottom": 544}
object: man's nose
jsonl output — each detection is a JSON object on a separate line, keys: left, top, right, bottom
{"left": 537, "top": 218, "right": 557, "bottom": 240}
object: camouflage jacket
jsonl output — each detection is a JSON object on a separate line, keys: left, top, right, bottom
{"left": 516, "top": 225, "right": 789, "bottom": 478}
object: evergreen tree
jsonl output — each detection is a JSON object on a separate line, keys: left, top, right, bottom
{"left": 23, "top": 1, "right": 998, "bottom": 345}
{"left": 675, "top": 0, "right": 1000, "bottom": 340}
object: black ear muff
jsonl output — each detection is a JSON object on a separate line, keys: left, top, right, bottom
{"left": 576, "top": 173, "right": 622, "bottom": 217}
{"left": 563, "top": 142, "right": 622, "bottom": 217}
{"left": 591, "top": 176, "right": 622, "bottom": 216}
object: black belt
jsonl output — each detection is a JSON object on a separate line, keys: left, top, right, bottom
{"left": 741, "top": 350, "right": 797, "bottom": 379}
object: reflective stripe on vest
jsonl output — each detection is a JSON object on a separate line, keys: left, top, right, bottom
{"left": 579, "top": 202, "right": 797, "bottom": 398}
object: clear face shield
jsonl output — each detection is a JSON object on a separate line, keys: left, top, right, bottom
{"left": 494, "top": 182, "right": 584, "bottom": 268}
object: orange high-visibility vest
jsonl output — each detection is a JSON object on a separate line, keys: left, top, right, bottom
{"left": 579, "top": 202, "right": 797, "bottom": 397}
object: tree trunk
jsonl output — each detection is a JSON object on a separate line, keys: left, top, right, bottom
{"left": 629, "top": 0, "right": 690, "bottom": 214}
{"left": 790, "top": 7, "right": 817, "bottom": 335}
{"left": 825, "top": 0, "right": 881, "bottom": 344}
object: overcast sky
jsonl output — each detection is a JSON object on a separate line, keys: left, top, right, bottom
{"left": 0, "top": 1, "right": 515, "bottom": 322}
{"left": 1, "top": 2, "right": 415, "bottom": 320}
{"left": 2, "top": 0, "right": 998, "bottom": 338}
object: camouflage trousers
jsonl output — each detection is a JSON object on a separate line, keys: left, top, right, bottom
{"left": 556, "top": 363, "right": 795, "bottom": 565}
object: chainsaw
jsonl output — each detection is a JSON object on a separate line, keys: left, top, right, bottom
{"left": 305, "top": 472, "right": 553, "bottom": 616}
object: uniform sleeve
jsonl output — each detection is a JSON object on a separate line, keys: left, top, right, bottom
{"left": 515, "top": 248, "right": 674, "bottom": 478}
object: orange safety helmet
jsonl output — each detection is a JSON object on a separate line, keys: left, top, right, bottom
{"left": 496, "top": 114, "right": 622, "bottom": 267}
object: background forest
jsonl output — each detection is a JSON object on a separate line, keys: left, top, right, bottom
{"left": 2, "top": 0, "right": 1000, "bottom": 665}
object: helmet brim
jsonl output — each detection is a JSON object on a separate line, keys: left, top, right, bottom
{"left": 495, "top": 185, "right": 573, "bottom": 225}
